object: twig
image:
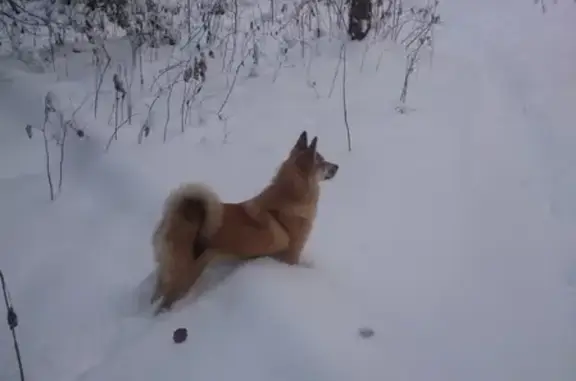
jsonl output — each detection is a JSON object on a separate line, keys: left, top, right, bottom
{"left": 139, "top": 91, "right": 164, "bottom": 144}
{"left": 57, "top": 111, "right": 68, "bottom": 194}
{"left": 42, "top": 94, "right": 55, "bottom": 201}
{"left": 341, "top": 43, "right": 352, "bottom": 151}
{"left": 114, "top": 92, "right": 120, "bottom": 139}
{"left": 217, "top": 59, "right": 244, "bottom": 117}
{"left": 93, "top": 45, "right": 111, "bottom": 119}
{"left": 227, "top": 0, "right": 240, "bottom": 72}
{"left": 328, "top": 45, "right": 343, "bottom": 98}
{"left": 181, "top": 79, "right": 188, "bottom": 132}
{"left": 106, "top": 115, "right": 139, "bottom": 151}
{"left": 0, "top": 269, "right": 25, "bottom": 381}
{"left": 163, "top": 83, "right": 176, "bottom": 143}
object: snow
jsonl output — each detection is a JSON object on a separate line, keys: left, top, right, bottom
{"left": 1, "top": 0, "right": 575, "bottom": 381}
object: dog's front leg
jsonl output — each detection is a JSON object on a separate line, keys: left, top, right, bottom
{"left": 275, "top": 235, "right": 307, "bottom": 266}
{"left": 298, "top": 258, "right": 315, "bottom": 268}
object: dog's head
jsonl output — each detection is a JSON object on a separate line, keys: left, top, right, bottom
{"left": 289, "top": 131, "right": 339, "bottom": 182}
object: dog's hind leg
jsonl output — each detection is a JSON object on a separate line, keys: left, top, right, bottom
{"left": 154, "top": 251, "right": 216, "bottom": 314}
{"left": 150, "top": 282, "right": 161, "bottom": 305}
{"left": 149, "top": 267, "right": 164, "bottom": 304}
{"left": 154, "top": 272, "right": 196, "bottom": 314}
{"left": 155, "top": 286, "right": 187, "bottom": 314}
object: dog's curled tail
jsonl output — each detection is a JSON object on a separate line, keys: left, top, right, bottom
{"left": 153, "top": 183, "right": 223, "bottom": 261}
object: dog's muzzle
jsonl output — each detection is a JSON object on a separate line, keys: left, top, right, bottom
{"left": 324, "top": 164, "right": 339, "bottom": 180}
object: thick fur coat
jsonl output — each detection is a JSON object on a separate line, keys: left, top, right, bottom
{"left": 151, "top": 131, "right": 339, "bottom": 313}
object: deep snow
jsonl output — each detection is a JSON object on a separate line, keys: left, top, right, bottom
{"left": 1, "top": 0, "right": 575, "bottom": 381}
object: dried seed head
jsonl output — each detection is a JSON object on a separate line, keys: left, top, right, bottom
{"left": 44, "top": 92, "right": 56, "bottom": 113}
{"left": 183, "top": 66, "right": 193, "bottom": 82}
{"left": 25, "top": 124, "right": 33, "bottom": 139}
{"left": 113, "top": 74, "right": 126, "bottom": 95}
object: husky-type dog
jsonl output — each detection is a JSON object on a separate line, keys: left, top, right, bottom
{"left": 150, "top": 131, "right": 339, "bottom": 313}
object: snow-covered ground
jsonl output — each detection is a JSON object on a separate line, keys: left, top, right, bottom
{"left": 1, "top": 0, "right": 575, "bottom": 381}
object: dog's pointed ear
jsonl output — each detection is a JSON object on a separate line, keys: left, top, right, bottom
{"left": 290, "top": 131, "right": 308, "bottom": 157}
{"left": 308, "top": 136, "right": 318, "bottom": 153}
{"left": 299, "top": 136, "right": 318, "bottom": 168}
{"left": 295, "top": 131, "right": 308, "bottom": 151}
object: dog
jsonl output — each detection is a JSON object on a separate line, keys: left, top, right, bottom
{"left": 150, "top": 131, "right": 339, "bottom": 313}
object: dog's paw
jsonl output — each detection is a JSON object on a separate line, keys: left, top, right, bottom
{"left": 298, "top": 259, "right": 315, "bottom": 268}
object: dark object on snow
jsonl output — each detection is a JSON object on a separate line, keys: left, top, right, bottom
{"left": 25, "top": 125, "right": 33, "bottom": 139}
{"left": 347, "top": 0, "right": 372, "bottom": 41}
{"left": 358, "top": 327, "right": 374, "bottom": 339}
{"left": 173, "top": 327, "right": 188, "bottom": 343}
{"left": 0, "top": 269, "right": 25, "bottom": 381}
